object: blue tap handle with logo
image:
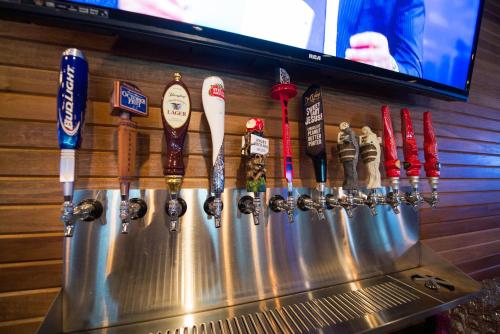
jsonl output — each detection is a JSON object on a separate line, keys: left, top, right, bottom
{"left": 57, "top": 48, "right": 88, "bottom": 201}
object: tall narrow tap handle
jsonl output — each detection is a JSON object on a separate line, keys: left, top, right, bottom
{"left": 111, "top": 81, "right": 149, "bottom": 196}
{"left": 338, "top": 122, "right": 359, "bottom": 191}
{"left": 381, "top": 106, "right": 400, "bottom": 179}
{"left": 202, "top": 76, "right": 225, "bottom": 195}
{"left": 423, "top": 112, "right": 440, "bottom": 178}
{"left": 360, "top": 126, "right": 382, "bottom": 189}
{"left": 57, "top": 48, "right": 88, "bottom": 199}
{"left": 242, "top": 118, "right": 268, "bottom": 193}
{"left": 401, "top": 108, "right": 421, "bottom": 177}
{"left": 303, "top": 85, "right": 327, "bottom": 183}
{"left": 161, "top": 73, "right": 192, "bottom": 176}
{"left": 271, "top": 68, "right": 297, "bottom": 188}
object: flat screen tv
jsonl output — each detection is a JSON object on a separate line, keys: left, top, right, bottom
{"left": 1, "top": 0, "right": 484, "bottom": 100}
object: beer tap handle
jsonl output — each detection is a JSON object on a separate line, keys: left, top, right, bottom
{"left": 401, "top": 108, "right": 422, "bottom": 209}
{"left": 382, "top": 106, "right": 401, "bottom": 214}
{"left": 111, "top": 81, "right": 149, "bottom": 233}
{"left": 360, "top": 126, "right": 382, "bottom": 215}
{"left": 271, "top": 68, "right": 297, "bottom": 223}
{"left": 161, "top": 73, "right": 192, "bottom": 231}
{"left": 423, "top": 112, "right": 440, "bottom": 207}
{"left": 57, "top": 48, "right": 88, "bottom": 237}
{"left": 202, "top": 76, "right": 225, "bottom": 228}
{"left": 301, "top": 85, "right": 327, "bottom": 220}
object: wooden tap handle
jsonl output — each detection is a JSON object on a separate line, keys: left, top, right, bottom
{"left": 381, "top": 106, "right": 401, "bottom": 178}
{"left": 401, "top": 108, "right": 421, "bottom": 177}
{"left": 423, "top": 112, "right": 440, "bottom": 177}
{"left": 118, "top": 118, "right": 137, "bottom": 182}
{"left": 161, "top": 73, "right": 191, "bottom": 176}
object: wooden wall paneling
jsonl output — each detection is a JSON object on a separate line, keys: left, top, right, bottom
{"left": 1, "top": 1, "right": 500, "bottom": 330}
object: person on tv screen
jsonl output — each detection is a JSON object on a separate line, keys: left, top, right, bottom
{"left": 323, "top": 0, "right": 425, "bottom": 78}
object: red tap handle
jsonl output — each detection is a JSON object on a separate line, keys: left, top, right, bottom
{"left": 423, "top": 112, "right": 440, "bottom": 178}
{"left": 272, "top": 83, "right": 297, "bottom": 185}
{"left": 401, "top": 108, "right": 421, "bottom": 177}
{"left": 381, "top": 106, "right": 400, "bottom": 178}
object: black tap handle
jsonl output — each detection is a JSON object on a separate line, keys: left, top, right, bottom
{"left": 303, "top": 85, "right": 327, "bottom": 183}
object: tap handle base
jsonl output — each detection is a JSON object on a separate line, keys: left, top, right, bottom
{"left": 165, "top": 197, "right": 187, "bottom": 218}
{"left": 238, "top": 195, "right": 255, "bottom": 214}
{"left": 129, "top": 198, "right": 148, "bottom": 220}
{"left": 297, "top": 194, "right": 311, "bottom": 211}
{"left": 269, "top": 195, "right": 285, "bottom": 213}
{"left": 76, "top": 199, "right": 103, "bottom": 222}
{"left": 203, "top": 196, "right": 224, "bottom": 216}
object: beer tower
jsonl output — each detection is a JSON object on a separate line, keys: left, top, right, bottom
{"left": 58, "top": 48, "right": 102, "bottom": 237}
{"left": 111, "top": 81, "right": 148, "bottom": 233}
{"left": 161, "top": 73, "right": 191, "bottom": 231}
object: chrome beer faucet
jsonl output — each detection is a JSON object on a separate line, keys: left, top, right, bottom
{"left": 202, "top": 76, "right": 225, "bottom": 228}
{"left": 111, "top": 81, "right": 149, "bottom": 233}
{"left": 57, "top": 48, "right": 102, "bottom": 237}
{"left": 359, "top": 126, "right": 384, "bottom": 215}
{"left": 269, "top": 68, "right": 298, "bottom": 223}
{"left": 336, "top": 122, "right": 363, "bottom": 217}
{"left": 423, "top": 111, "right": 441, "bottom": 208}
{"left": 239, "top": 118, "right": 269, "bottom": 225}
{"left": 297, "top": 85, "right": 327, "bottom": 221}
{"left": 401, "top": 108, "right": 423, "bottom": 210}
{"left": 381, "top": 106, "right": 402, "bottom": 214}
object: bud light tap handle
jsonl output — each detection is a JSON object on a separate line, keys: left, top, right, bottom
{"left": 400, "top": 108, "right": 421, "bottom": 178}
{"left": 202, "top": 76, "right": 225, "bottom": 228}
{"left": 381, "top": 106, "right": 400, "bottom": 180}
{"left": 57, "top": 48, "right": 88, "bottom": 201}
{"left": 423, "top": 112, "right": 440, "bottom": 179}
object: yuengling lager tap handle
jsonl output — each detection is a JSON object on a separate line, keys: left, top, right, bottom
{"left": 111, "top": 81, "right": 149, "bottom": 233}
{"left": 57, "top": 48, "right": 88, "bottom": 237}
{"left": 202, "top": 76, "right": 225, "bottom": 228}
{"left": 302, "top": 85, "right": 326, "bottom": 220}
{"left": 161, "top": 73, "right": 191, "bottom": 231}
{"left": 423, "top": 111, "right": 440, "bottom": 207}
{"left": 271, "top": 68, "right": 297, "bottom": 223}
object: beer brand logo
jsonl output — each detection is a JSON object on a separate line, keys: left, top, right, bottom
{"left": 120, "top": 86, "right": 147, "bottom": 115}
{"left": 209, "top": 84, "right": 225, "bottom": 100}
{"left": 59, "top": 64, "right": 81, "bottom": 136}
{"left": 305, "top": 91, "right": 321, "bottom": 104}
{"left": 163, "top": 84, "right": 190, "bottom": 129}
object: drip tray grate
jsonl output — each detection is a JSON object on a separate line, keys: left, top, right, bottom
{"left": 159, "top": 282, "right": 420, "bottom": 334}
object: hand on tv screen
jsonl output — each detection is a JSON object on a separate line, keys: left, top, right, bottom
{"left": 119, "top": 0, "right": 187, "bottom": 21}
{"left": 345, "top": 32, "right": 399, "bottom": 72}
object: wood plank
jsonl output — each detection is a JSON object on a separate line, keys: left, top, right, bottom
{"left": 421, "top": 203, "right": 500, "bottom": 224}
{"left": 0, "top": 288, "right": 58, "bottom": 322}
{"left": 436, "top": 240, "right": 500, "bottom": 264}
{"left": 421, "top": 215, "right": 500, "bottom": 239}
{"left": 0, "top": 260, "right": 62, "bottom": 293}
{"left": 0, "top": 317, "right": 43, "bottom": 334}
{"left": 469, "top": 264, "right": 500, "bottom": 281}
{"left": 456, "top": 253, "right": 500, "bottom": 274}
{"left": 426, "top": 228, "right": 500, "bottom": 252}
{"left": 0, "top": 234, "right": 62, "bottom": 263}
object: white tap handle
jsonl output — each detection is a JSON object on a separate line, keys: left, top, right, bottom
{"left": 360, "top": 126, "right": 382, "bottom": 189}
{"left": 202, "top": 76, "right": 225, "bottom": 194}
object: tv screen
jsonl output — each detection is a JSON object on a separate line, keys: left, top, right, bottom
{"left": 2, "top": 0, "right": 484, "bottom": 99}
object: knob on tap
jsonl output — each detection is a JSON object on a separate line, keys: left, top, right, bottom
{"left": 239, "top": 118, "right": 269, "bottom": 225}
{"left": 269, "top": 68, "right": 297, "bottom": 223}
{"left": 57, "top": 48, "right": 102, "bottom": 236}
{"left": 111, "top": 81, "right": 149, "bottom": 233}
{"left": 401, "top": 108, "right": 423, "bottom": 209}
{"left": 423, "top": 112, "right": 440, "bottom": 208}
{"left": 298, "top": 85, "right": 327, "bottom": 221}
{"left": 359, "top": 126, "right": 383, "bottom": 215}
{"left": 202, "top": 76, "right": 225, "bottom": 228}
{"left": 381, "top": 106, "right": 401, "bottom": 214}
{"left": 161, "top": 73, "right": 191, "bottom": 231}
{"left": 337, "top": 121, "right": 360, "bottom": 217}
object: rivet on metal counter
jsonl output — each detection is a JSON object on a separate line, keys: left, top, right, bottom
{"left": 110, "top": 81, "right": 149, "bottom": 233}
{"left": 202, "top": 76, "right": 225, "bottom": 228}
{"left": 57, "top": 48, "right": 102, "bottom": 237}
{"left": 161, "top": 73, "right": 191, "bottom": 231}
{"left": 269, "top": 68, "right": 298, "bottom": 223}
{"left": 239, "top": 118, "right": 269, "bottom": 225}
